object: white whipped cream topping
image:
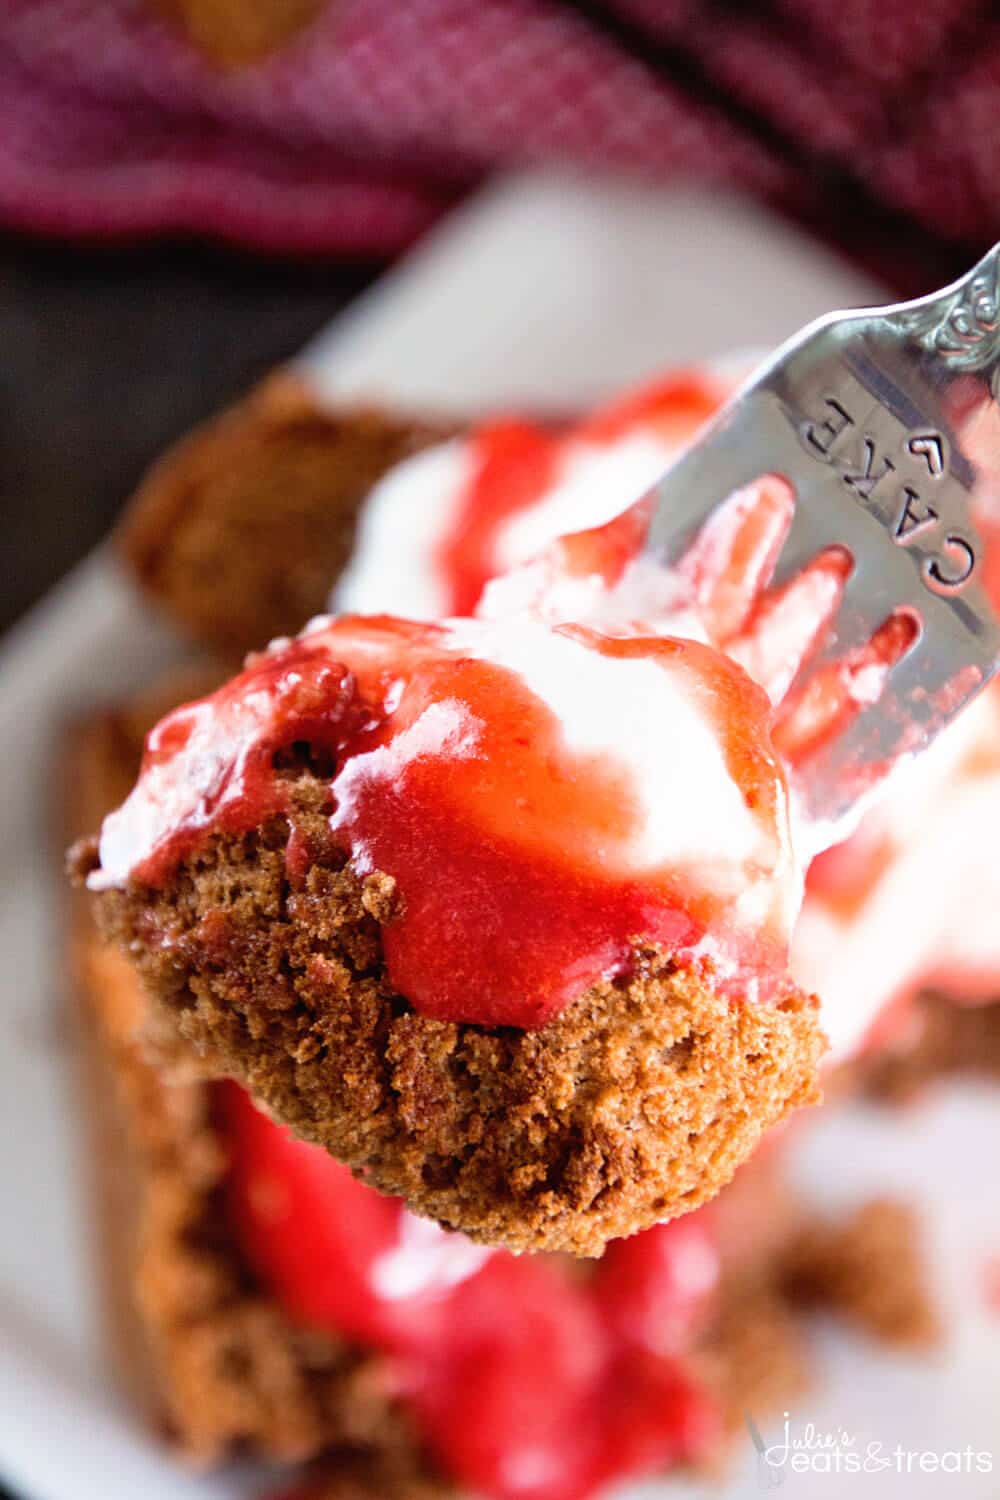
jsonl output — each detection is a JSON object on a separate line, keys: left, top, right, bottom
{"left": 370, "top": 1212, "right": 492, "bottom": 1301}
{"left": 494, "top": 432, "right": 683, "bottom": 572}
{"left": 479, "top": 544, "right": 704, "bottom": 641}
{"left": 445, "top": 615, "right": 792, "bottom": 915}
{"left": 90, "top": 688, "right": 276, "bottom": 891}
{"left": 337, "top": 439, "right": 475, "bottom": 619}
{"left": 94, "top": 609, "right": 797, "bottom": 958}
{"left": 329, "top": 697, "right": 481, "bottom": 873}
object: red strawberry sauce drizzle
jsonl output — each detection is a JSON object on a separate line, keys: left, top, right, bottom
{"left": 437, "top": 419, "right": 560, "bottom": 616}
{"left": 434, "top": 375, "right": 726, "bottom": 618}
{"left": 113, "top": 610, "right": 794, "bottom": 1028}
{"left": 219, "top": 1081, "right": 722, "bottom": 1500}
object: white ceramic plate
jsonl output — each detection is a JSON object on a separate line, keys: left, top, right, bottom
{"left": 1, "top": 169, "right": 997, "bottom": 1500}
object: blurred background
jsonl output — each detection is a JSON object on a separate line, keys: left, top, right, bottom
{"left": 4, "top": 0, "right": 999, "bottom": 630}
{"left": 4, "top": 6, "right": 1000, "bottom": 1500}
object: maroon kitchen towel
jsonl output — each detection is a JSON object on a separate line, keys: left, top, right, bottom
{"left": 1, "top": 0, "right": 996, "bottom": 270}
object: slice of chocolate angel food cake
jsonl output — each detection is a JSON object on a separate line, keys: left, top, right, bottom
{"left": 76, "top": 481, "right": 835, "bottom": 1256}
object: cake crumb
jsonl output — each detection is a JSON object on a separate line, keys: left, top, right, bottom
{"left": 782, "top": 1198, "right": 940, "bottom": 1349}
{"left": 859, "top": 991, "right": 1000, "bottom": 1103}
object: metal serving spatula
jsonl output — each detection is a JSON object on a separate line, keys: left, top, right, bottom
{"left": 645, "top": 245, "right": 1000, "bottom": 827}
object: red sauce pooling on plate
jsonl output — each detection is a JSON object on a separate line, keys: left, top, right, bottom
{"left": 111, "top": 611, "right": 792, "bottom": 1028}
{"left": 220, "top": 1081, "right": 721, "bottom": 1500}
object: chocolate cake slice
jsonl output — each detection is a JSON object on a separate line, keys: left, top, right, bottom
{"left": 118, "top": 372, "right": 455, "bottom": 655}
{"left": 63, "top": 674, "right": 936, "bottom": 1493}
{"left": 74, "top": 578, "right": 829, "bottom": 1258}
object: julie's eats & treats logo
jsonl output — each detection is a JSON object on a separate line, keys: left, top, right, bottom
{"left": 745, "top": 1411, "right": 993, "bottom": 1486}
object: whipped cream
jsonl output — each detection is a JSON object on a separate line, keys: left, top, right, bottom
{"left": 368, "top": 1211, "right": 492, "bottom": 1301}
{"left": 91, "top": 691, "right": 267, "bottom": 892}
{"left": 337, "top": 440, "right": 475, "bottom": 619}
{"left": 445, "top": 614, "right": 791, "bottom": 911}
{"left": 493, "top": 432, "right": 685, "bottom": 574}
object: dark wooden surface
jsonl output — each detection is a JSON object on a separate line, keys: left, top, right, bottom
{"left": 0, "top": 235, "right": 381, "bottom": 634}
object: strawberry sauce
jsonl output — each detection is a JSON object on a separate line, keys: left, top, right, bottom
{"left": 96, "top": 610, "right": 796, "bottom": 1028}
{"left": 219, "top": 1081, "right": 722, "bottom": 1500}
{"left": 437, "top": 419, "right": 560, "bottom": 616}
